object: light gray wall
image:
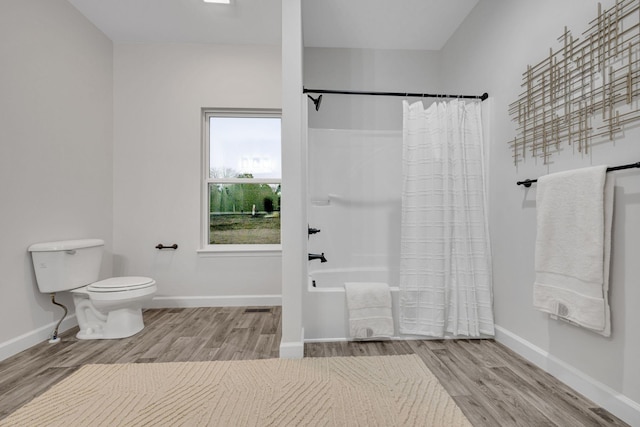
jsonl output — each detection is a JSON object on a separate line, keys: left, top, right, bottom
{"left": 0, "top": 0, "right": 113, "bottom": 356}
{"left": 304, "top": 48, "right": 442, "bottom": 130}
{"left": 113, "top": 43, "right": 282, "bottom": 303}
{"left": 441, "top": 0, "right": 640, "bottom": 406}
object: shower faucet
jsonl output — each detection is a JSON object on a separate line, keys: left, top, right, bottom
{"left": 308, "top": 226, "right": 321, "bottom": 236}
{"left": 308, "top": 253, "right": 327, "bottom": 263}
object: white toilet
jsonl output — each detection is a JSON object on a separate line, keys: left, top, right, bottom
{"left": 28, "top": 239, "right": 157, "bottom": 340}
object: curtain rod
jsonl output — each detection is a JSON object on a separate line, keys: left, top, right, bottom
{"left": 303, "top": 87, "right": 489, "bottom": 101}
{"left": 516, "top": 162, "right": 640, "bottom": 187}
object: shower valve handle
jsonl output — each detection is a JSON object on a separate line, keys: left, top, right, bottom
{"left": 308, "top": 226, "right": 321, "bottom": 236}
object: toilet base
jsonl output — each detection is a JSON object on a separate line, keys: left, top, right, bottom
{"left": 76, "top": 307, "right": 145, "bottom": 340}
{"left": 72, "top": 285, "right": 155, "bottom": 340}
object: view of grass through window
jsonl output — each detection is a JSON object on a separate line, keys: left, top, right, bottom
{"left": 207, "top": 115, "right": 281, "bottom": 245}
{"left": 209, "top": 183, "right": 280, "bottom": 244}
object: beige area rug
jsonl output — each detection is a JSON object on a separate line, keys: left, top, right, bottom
{"left": 1, "top": 355, "right": 471, "bottom": 427}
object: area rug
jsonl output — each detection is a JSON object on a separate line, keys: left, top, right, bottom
{"left": 0, "top": 354, "right": 471, "bottom": 426}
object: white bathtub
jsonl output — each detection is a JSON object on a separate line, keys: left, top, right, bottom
{"left": 303, "top": 267, "right": 401, "bottom": 341}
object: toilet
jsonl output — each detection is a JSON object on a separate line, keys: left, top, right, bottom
{"left": 28, "top": 239, "right": 157, "bottom": 340}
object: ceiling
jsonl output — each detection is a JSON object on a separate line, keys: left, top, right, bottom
{"left": 67, "top": 0, "right": 282, "bottom": 45}
{"left": 67, "top": 0, "right": 478, "bottom": 50}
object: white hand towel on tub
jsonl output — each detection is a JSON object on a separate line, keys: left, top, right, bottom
{"left": 533, "top": 165, "right": 613, "bottom": 336}
{"left": 344, "top": 282, "right": 394, "bottom": 339}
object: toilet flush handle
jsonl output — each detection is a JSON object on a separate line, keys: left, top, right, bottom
{"left": 65, "top": 250, "right": 76, "bottom": 255}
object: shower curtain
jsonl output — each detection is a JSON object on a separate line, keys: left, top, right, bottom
{"left": 399, "top": 100, "right": 494, "bottom": 337}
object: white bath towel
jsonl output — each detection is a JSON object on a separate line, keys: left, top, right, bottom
{"left": 344, "top": 282, "right": 394, "bottom": 339}
{"left": 533, "top": 165, "right": 613, "bottom": 336}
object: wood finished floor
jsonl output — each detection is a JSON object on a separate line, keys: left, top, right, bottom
{"left": 0, "top": 307, "right": 628, "bottom": 426}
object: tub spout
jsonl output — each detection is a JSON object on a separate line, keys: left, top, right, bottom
{"left": 308, "top": 253, "right": 327, "bottom": 263}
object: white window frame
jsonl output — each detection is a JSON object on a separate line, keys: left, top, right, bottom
{"left": 199, "top": 108, "right": 282, "bottom": 254}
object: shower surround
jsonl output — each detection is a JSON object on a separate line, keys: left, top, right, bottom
{"left": 304, "top": 128, "right": 402, "bottom": 340}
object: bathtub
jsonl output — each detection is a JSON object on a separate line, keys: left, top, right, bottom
{"left": 303, "top": 267, "right": 401, "bottom": 341}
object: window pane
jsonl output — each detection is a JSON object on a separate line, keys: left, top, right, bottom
{"left": 209, "top": 183, "right": 281, "bottom": 245}
{"left": 209, "top": 117, "right": 281, "bottom": 179}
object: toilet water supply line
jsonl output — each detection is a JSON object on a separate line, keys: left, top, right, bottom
{"left": 49, "top": 293, "right": 68, "bottom": 344}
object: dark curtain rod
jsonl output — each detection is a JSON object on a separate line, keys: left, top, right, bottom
{"left": 517, "top": 162, "right": 640, "bottom": 187}
{"left": 303, "top": 87, "right": 489, "bottom": 101}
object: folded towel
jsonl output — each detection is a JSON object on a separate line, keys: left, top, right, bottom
{"left": 344, "top": 282, "right": 394, "bottom": 339}
{"left": 533, "top": 165, "right": 613, "bottom": 336}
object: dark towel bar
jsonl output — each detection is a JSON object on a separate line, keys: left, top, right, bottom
{"left": 517, "top": 162, "right": 640, "bottom": 187}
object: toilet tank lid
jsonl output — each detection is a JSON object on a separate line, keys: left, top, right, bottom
{"left": 28, "top": 239, "right": 105, "bottom": 252}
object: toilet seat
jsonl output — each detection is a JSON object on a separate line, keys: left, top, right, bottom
{"left": 88, "top": 276, "right": 155, "bottom": 293}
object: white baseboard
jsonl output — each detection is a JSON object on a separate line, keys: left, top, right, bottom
{"left": 303, "top": 334, "right": 492, "bottom": 343}
{"left": 0, "top": 315, "right": 78, "bottom": 362}
{"left": 279, "top": 341, "right": 304, "bottom": 359}
{"left": 304, "top": 337, "right": 348, "bottom": 343}
{"left": 147, "top": 295, "right": 282, "bottom": 308}
{"left": 495, "top": 325, "right": 640, "bottom": 426}
{"left": 280, "top": 328, "right": 304, "bottom": 359}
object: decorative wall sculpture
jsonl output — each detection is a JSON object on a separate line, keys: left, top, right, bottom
{"left": 509, "top": 0, "right": 640, "bottom": 165}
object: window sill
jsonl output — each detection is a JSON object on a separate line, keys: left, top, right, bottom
{"left": 197, "top": 244, "right": 282, "bottom": 257}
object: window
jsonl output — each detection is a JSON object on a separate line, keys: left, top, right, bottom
{"left": 202, "top": 109, "right": 281, "bottom": 250}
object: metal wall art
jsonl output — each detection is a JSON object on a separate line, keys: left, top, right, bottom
{"left": 509, "top": 0, "right": 640, "bottom": 165}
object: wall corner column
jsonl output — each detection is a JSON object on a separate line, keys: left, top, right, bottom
{"left": 280, "top": 0, "right": 306, "bottom": 359}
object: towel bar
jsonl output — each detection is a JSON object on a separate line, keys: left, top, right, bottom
{"left": 517, "top": 161, "right": 640, "bottom": 187}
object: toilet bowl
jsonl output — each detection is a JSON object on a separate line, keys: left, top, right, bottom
{"left": 72, "top": 276, "right": 157, "bottom": 339}
{"left": 28, "top": 239, "right": 157, "bottom": 340}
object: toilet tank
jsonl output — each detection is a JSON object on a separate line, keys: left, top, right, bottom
{"left": 28, "top": 239, "right": 104, "bottom": 293}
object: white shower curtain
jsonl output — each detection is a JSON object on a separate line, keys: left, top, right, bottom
{"left": 399, "top": 100, "right": 494, "bottom": 338}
